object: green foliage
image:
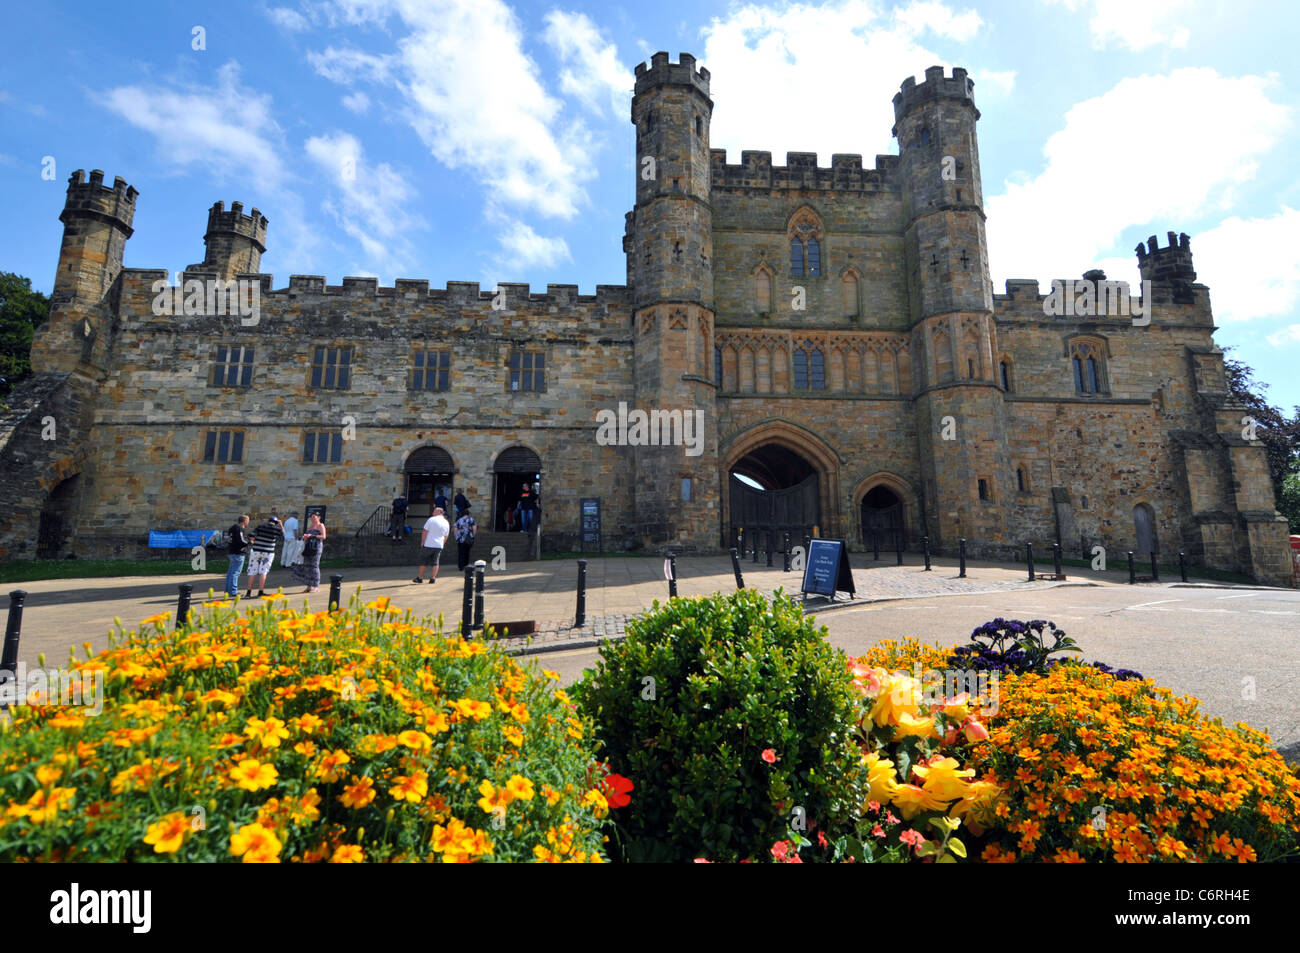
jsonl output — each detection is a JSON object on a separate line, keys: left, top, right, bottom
{"left": 1223, "top": 346, "right": 1300, "bottom": 514}
{"left": 0, "top": 272, "right": 50, "bottom": 397}
{"left": 572, "top": 588, "right": 866, "bottom": 862}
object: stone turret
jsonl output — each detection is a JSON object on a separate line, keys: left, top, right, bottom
{"left": 188, "top": 200, "right": 268, "bottom": 278}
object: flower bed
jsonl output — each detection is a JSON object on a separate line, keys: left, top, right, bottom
{"left": 0, "top": 596, "right": 613, "bottom": 862}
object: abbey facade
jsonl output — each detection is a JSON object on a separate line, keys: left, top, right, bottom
{"left": 0, "top": 53, "right": 1292, "bottom": 586}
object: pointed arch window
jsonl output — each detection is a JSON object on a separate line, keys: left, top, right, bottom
{"left": 806, "top": 238, "right": 821, "bottom": 277}
{"left": 793, "top": 341, "right": 825, "bottom": 391}
{"left": 999, "top": 358, "right": 1013, "bottom": 392}
{"left": 789, "top": 240, "right": 804, "bottom": 278}
{"left": 715, "top": 346, "right": 723, "bottom": 386}
{"left": 841, "top": 271, "right": 860, "bottom": 318}
{"left": 755, "top": 268, "right": 773, "bottom": 312}
{"left": 788, "top": 208, "right": 824, "bottom": 279}
{"left": 1068, "top": 338, "right": 1109, "bottom": 395}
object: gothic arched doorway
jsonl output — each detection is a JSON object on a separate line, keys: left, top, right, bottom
{"left": 38, "top": 473, "right": 82, "bottom": 559}
{"left": 860, "top": 485, "right": 904, "bottom": 553}
{"left": 403, "top": 445, "right": 455, "bottom": 520}
{"left": 493, "top": 446, "right": 542, "bottom": 532}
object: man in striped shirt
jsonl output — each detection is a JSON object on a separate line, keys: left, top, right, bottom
{"left": 246, "top": 515, "right": 284, "bottom": 599}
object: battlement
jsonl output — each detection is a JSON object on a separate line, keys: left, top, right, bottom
{"left": 709, "top": 149, "right": 899, "bottom": 191}
{"left": 205, "top": 200, "right": 268, "bottom": 251}
{"left": 201, "top": 275, "right": 635, "bottom": 305}
{"left": 633, "top": 51, "right": 710, "bottom": 99}
{"left": 892, "top": 65, "right": 978, "bottom": 126}
{"left": 1136, "top": 231, "right": 1196, "bottom": 284}
{"left": 62, "top": 169, "right": 138, "bottom": 233}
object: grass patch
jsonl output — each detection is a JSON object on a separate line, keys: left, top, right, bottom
{"left": 0, "top": 556, "right": 355, "bottom": 584}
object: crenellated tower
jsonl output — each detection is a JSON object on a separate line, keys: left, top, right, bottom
{"left": 31, "top": 169, "right": 137, "bottom": 375}
{"left": 188, "top": 200, "right": 268, "bottom": 277}
{"left": 895, "top": 66, "right": 1011, "bottom": 551}
{"left": 625, "top": 52, "right": 719, "bottom": 549}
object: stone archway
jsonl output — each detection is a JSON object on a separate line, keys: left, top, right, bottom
{"left": 492, "top": 445, "right": 543, "bottom": 533}
{"left": 721, "top": 421, "right": 842, "bottom": 544}
{"left": 37, "top": 472, "right": 83, "bottom": 559}
{"left": 852, "top": 472, "right": 921, "bottom": 552}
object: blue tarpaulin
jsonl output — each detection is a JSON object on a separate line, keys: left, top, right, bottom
{"left": 148, "top": 530, "right": 224, "bottom": 549}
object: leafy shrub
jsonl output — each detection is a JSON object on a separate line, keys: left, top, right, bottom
{"left": 572, "top": 589, "right": 867, "bottom": 862}
{"left": 0, "top": 595, "right": 611, "bottom": 862}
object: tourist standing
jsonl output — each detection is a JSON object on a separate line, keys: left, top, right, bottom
{"left": 433, "top": 487, "right": 449, "bottom": 514}
{"left": 225, "top": 514, "right": 250, "bottom": 597}
{"left": 454, "top": 505, "right": 477, "bottom": 571}
{"left": 388, "top": 488, "right": 408, "bottom": 539}
{"left": 519, "top": 484, "right": 534, "bottom": 533}
{"left": 246, "top": 515, "right": 284, "bottom": 598}
{"left": 414, "top": 506, "right": 450, "bottom": 584}
{"left": 281, "top": 512, "right": 302, "bottom": 567}
{"left": 454, "top": 489, "right": 470, "bottom": 515}
{"left": 293, "top": 513, "right": 326, "bottom": 593}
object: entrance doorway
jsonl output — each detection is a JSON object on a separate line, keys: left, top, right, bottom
{"left": 493, "top": 446, "right": 542, "bottom": 532}
{"left": 1134, "top": 503, "right": 1158, "bottom": 556}
{"left": 728, "top": 443, "right": 819, "bottom": 546}
{"left": 38, "top": 474, "right": 82, "bottom": 559}
{"left": 860, "top": 485, "right": 904, "bottom": 552}
{"left": 402, "top": 446, "right": 455, "bottom": 522}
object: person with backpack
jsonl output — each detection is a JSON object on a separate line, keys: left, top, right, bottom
{"left": 454, "top": 505, "right": 478, "bottom": 571}
{"left": 388, "top": 488, "right": 409, "bottom": 541}
{"left": 225, "top": 514, "right": 251, "bottom": 597}
{"left": 245, "top": 514, "right": 284, "bottom": 599}
{"left": 292, "top": 512, "right": 326, "bottom": 593}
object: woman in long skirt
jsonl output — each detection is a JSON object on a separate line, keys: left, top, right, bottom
{"left": 293, "top": 513, "right": 326, "bottom": 593}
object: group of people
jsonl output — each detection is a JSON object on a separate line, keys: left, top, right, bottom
{"left": 504, "top": 483, "right": 540, "bottom": 532}
{"left": 413, "top": 492, "right": 479, "bottom": 584}
{"left": 225, "top": 511, "right": 326, "bottom": 597}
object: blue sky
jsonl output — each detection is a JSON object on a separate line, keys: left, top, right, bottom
{"left": 3, "top": 0, "right": 1299, "bottom": 409}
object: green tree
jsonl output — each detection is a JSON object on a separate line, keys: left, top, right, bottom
{"left": 1222, "top": 346, "right": 1300, "bottom": 530}
{"left": 0, "top": 272, "right": 51, "bottom": 397}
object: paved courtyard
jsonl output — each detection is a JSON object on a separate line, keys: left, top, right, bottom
{"left": 6, "top": 552, "right": 1297, "bottom": 761}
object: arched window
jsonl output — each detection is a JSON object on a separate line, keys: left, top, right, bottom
{"left": 788, "top": 207, "right": 824, "bottom": 278}
{"left": 1069, "top": 339, "right": 1108, "bottom": 394}
{"left": 920, "top": 128, "right": 931, "bottom": 147}
{"left": 714, "top": 346, "right": 723, "bottom": 386}
{"left": 977, "top": 478, "right": 990, "bottom": 501}
{"left": 695, "top": 116, "right": 703, "bottom": 137}
{"left": 755, "top": 269, "right": 772, "bottom": 312}
{"left": 1016, "top": 467, "right": 1026, "bottom": 492}
{"left": 841, "top": 271, "right": 859, "bottom": 318}
{"left": 793, "top": 342, "right": 825, "bottom": 391}
{"left": 968, "top": 358, "right": 975, "bottom": 379}
{"left": 1000, "top": 359, "right": 1012, "bottom": 392}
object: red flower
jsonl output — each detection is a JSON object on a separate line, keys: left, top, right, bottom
{"left": 603, "top": 773, "right": 634, "bottom": 809}
{"left": 761, "top": 748, "right": 779, "bottom": 764}
{"left": 770, "top": 839, "right": 792, "bottom": 861}
{"left": 693, "top": 858, "right": 712, "bottom": 863}
{"left": 817, "top": 831, "right": 829, "bottom": 849}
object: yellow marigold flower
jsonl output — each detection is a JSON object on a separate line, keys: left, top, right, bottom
{"left": 477, "top": 780, "right": 512, "bottom": 814}
{"left": 229, "top": 822, "right": 282, "bottom": 863}
{"left": 566, "top": 717, "right": 584, "bottom": 740}
{"left": 294, "top": 740, "right": 317, "bottom": 758}
{"left": 142, "top": 811, "right": 190, "bottom": 854}
{"left": 363, "top": 597, "right": 392, "bottom": 611}
{"left": 229, "top": 759, "right": 279, "bottom": 792}
{"left": 35, "top": 765, "right": 62, "bottom": 787}
{"left": 331, "top": 844, "right": 365, "bottom": 863}
{"left": 291, "top": 713, "right": 324, "bottom": 735}
{"left": 542, "top": 669, "right": 561, "bottom": 681}
{"left": 244, "top": 717, "right": 290, "bottom": 749}
{"left": 316, "top": 750, "right": 351, "bottom": 782}
{"left": 582, "top": 788, "right": 609, "bottom": 814}
{"left": 452, "top": 698, "right": 492, "bottom": 721}
{"left": 339, "top": 776, "right": 377, "bottom": 809}
{"left": 292, "top": 789, "right": 322, "bottom": 825}
{"left": 503, "top": 726, "right": 524, "bottom": 747}
{"left": 398, "top": 730, "right": 433, "bottom": 751}
{"left": 391, "top": 771, "right": 429, "bottom": 804}
{"left": 510, "top": 703, "right": 531, "bottom": 725}
{"left": 506, "top": 775, "right": 535, "bottom": 802}
{"left": 447, "top": 765, "right": 470, "bottom": 785}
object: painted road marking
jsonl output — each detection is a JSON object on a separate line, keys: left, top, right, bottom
{"left": 1125, "top": 599, "right": 1183, "bottom": 611}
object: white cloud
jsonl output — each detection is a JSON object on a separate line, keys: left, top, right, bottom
{"left": 267, "top": 6, "right": 311, "bottom": 31}
{"left": 986, "top": 68, "right": 1290, "bottom": 289}
{"left": 99, "top": 62, "right": 288, "bottom": 187}
{"left": 701, "top": 0, "right": 996, "bottom": 163}
{"left": 977, "top": 69, "right": 1016, "bottom": 97}
{"left": 542, "top": 10, "right": 629, "bottom": 117}
{"left": 1043, "top": 0, "right": 1193, "bottom": 51}
{"left": 491, "top": 219, "right": 572, "bottom": 275}
{"left": 304, "top": 131, "right": 420, "bottom": 274}
{"left": 1193, "top": 207, "right": 1300, "bottom": 324}
{"left": 1267, "top": 324, "right": 1300, "bottom": 347}
{"left": 307, "top": 0, "right": 590, "bottom": 221}
{"left": 341, "top": 91, "right": 371, "bottom": 114}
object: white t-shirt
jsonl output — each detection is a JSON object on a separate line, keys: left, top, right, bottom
{"left": 283, "top": 517, "right": 299, "bottom": 540}
{"left": 422, "top": 515, "right": 450, "bottom": 549}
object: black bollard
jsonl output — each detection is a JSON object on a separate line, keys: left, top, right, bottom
{"left": 175, "top": 583, "right": 193, "bottom": 630}
{"left": 766, "top": 532, "right": 773, "bottom": 568}
{"left": 575, "top": 559, "right": 588, "bottom": 627}
{"left": 2, "top": 590, "right": 26, "bottom": 674}
{"left": 460, "top": 568, "right": 474, "bottom": 638}
{"left": 1150, "top": 552, "right": 1159, "bottom": 582}
{"left": 329, "top": 574, "right": 343, "bottom": 612}
{"left": 958, "top": 538, "right": 967, "bottom": 578}
{"left": 782, "top": 532, "right": 791, "bottom": 573}
{"left": 752, "top": 530, "right": 759, "bottom": 564}
{"left": 1127, "top": 551, "right": 1136, "bottom": 585}
{"left": 729, "top": 547, "right": 746, "bottom": 590}
{"left": 923, "top": 535, "right": 931, "bottom": 571}
{"left": 1026, "top": 543, "right": 1035, "bottom": 582}
{"left": 896, "top": 531, "right": 903, "bottom": 566}
{"left": 668, "top": 552, "right": 678, "bottom": 598}
{"left": 473, "top": 560, "right": 486, "bottom": 630}
{"left": 1179, "top": 551, "right": 1187, "bottom": 583}
{"left": 873, "top": 531, "right": 879, "bottom": 561}
{"left": 1053, "top": 543, "right": 1063, "bottom": 578}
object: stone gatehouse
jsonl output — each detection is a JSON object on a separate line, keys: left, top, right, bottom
{"left": 0, "top": 52, "right": 1291, "bottom": 585}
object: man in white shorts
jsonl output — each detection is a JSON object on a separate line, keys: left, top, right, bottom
{"left": 246, "top": 515, "right": 284, "bottom": 598}
{"left": 414, "top": 507, "right": 450, "bottom": 584}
